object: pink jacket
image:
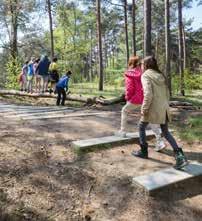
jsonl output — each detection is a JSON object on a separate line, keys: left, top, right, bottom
{"left": 124, "top": 67, "right": 144, "bottom": 105}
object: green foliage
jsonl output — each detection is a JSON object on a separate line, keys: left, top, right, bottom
{"left": 70, "top": 82, "right": 124, "bottom": 98}
{"left": 177, "top": 115, "right": 202, "bottom": 142}
{"left": 184, "top": 69, "right": 202, "bottom": 91}
{"left": 105, "top": 68, "right": 125, "bottom": 87}
{"left": 5, "top": 56, "right": 21, "bottom": 89}
{"left": 172, "top": 70, "right": 202, "bottom": 94}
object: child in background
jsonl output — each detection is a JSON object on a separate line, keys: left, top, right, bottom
{"left": 27, "top": 58, "right": 35, "bottom": 93}
{"left": 49, "top": 57, "right": 59, "bottom": 94}
{"left": 115, "top": 56, "right": 166, "bottom": 151}
{"left": 33, "top": 58, "right": 41, "bottom": 93}
{"left": 56, "top": 71, "right": 72, "bottom": 106}
{"left": 19, "top": 61, "right": 29, "bottom": 91}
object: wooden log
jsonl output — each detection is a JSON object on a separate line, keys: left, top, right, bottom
{"left": 94, "top": 94, "right": 125, "bottom": 105}
{"left": 0, "top": 89, "right": 124, "bottom": 105}
{"left": 0, "top": 89, "right": 92, "bottom": 103}
{"left": 169, "top": 100, "right": 193, "bottom": 107}
{"left": 0, "top": 90, "right": 197, "bottom": 108}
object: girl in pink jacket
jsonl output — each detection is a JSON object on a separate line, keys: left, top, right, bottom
{"left": 116, "top": 56, "right": 165, "bottom": 151}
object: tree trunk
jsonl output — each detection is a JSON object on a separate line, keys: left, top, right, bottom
{"left": 124, "top": 0, "right": 129, "bottom": 64}
{"left": 10, "top": 0, "right": 18, "bottom": 59}
{"left": 144, "top": 0, "right": 152, "bottom": 56}
{"left": 132, "top": 0, "right": 136, "bottom": 56}
{"left": 47, "top": 0, "right": 54, "bottom": 60}
{"left": 165, "top": 0, "right": 172, "bottom": 96}
{"left": 96, "top": 0, "right": 104, "bottom": 91}
{"left": 90, "top": 28, "right": 93, "bottom": 81}
{"left": 178, "top": 0, "right": 185, "bottom": 96}
{"left": 182, "top": 24, "right": 187, "bottom": 70}
{"left": 155, "top": 32, "right": 159, "bottom": 60}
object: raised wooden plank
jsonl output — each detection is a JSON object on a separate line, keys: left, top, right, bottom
{"left": 132, "top": 162, "right": 202, "bottom": 193}
{"left": 72, "top": 130, "right": 155, "bottom": 150}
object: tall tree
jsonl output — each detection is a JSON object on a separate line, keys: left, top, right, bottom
{"left": 132, "top": 0, "right": 136, "bottom": 55}
{"left": 47, "top": 0, "right": 54, "bottom": 60}
{"left": 123, "top": 0, "right": 129, "bottom": 63}
{"left": 178, "top": 0, "right": 185, "bottom": 96}
{"left": 165, "top": 0, "right": 171, "bottom": 95}
{"left": 144, "top": 0, "right": 152, "bottom": 56}
{"left": 182, "top": 24, "right": 187, "bottom": 70}
{"left": 96, "top": 0, "right": 103, "bottom": 91}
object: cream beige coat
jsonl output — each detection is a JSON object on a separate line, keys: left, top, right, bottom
{"left": 141, "top": 69, "right": 170, "bottom": 124}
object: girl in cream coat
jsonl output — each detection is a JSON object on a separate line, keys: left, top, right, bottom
{"left": 132, "top": 56, "right": 188, "bottom": 169}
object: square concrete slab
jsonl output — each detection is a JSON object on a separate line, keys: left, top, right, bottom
{"left": 72, "top": 130, "right": 155, "bottom": 150}
{"left": 133, "top": 161, "right": 202, "bottom": 193}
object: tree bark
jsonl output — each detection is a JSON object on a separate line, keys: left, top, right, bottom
{"left": 96, "top": 0, "right": 104, "bottom": 91}
{"left": 124, "top": 0, "right": 130, "bottom": 64}
{"left": 10, "top": 0, "right": 18, "bottom": 59}
{"left": 132, "top": 0, "right": 136, "bottom": 56}
{"left": 144, "top": 0, "right": 152, "bottom": 56}
{"left": 165, "top": 0, "right": 172, "bottom": 96}
{"left": 155, "top": 32, "right": 159, "bottom": 60}
{"left": 182, "top": 24, "right": 187, "bottom": 70}
{"left": 47, "top": 0, "right": 54, "bottom": 60}
{"left": 178, "top": 0, "right": 185, "bottom": 96}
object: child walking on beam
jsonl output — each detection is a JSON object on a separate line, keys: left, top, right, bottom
{"left": 132, "top": 56, "right": 188, "bottom": 169}
{"left": 56, "top": 71, "right": 72, "bottom": 106}
{"left": 115, "top": 56, "right": 166, "bottom": 152}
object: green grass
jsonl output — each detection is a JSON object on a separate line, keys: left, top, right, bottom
{"left": 70, "top": 82, "right": 124, "bottom": 98}
{"left": 172, "top": 90, "right": 202, "bottom": 107}
{"left": 175, "top": 115, "right": 202, "bottom": 142}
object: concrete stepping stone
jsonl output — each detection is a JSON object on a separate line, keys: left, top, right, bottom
{"left": 21, "top": 111, "right": 114, "bottom": 120}
{"left": 6, "top": 109, "right": 75, "bottom": 118}
{"left": 0, "top": 108, "right": 72, "bottom": 114}
{"left": 132, "top": 161, "right": 202, "bottom": 194}
{"left": 72, "top": 130, "right": 155, "bottom": 150}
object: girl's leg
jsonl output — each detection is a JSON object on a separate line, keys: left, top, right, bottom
{"left": 27, "top": 80, "right": 30, "bottom": 93}
{"left": 132, "top": 121, "right": 149, "bottom": 159}
{"left": 38, "top": 77, "right": 41, "bottom": 93}
{"left": 160, "top": 122, "right": 188, "bottom": 169}
{"left": 22, "top": 75, "right": 27, "bottom": 91}
{"left": 56, "top": 88, "right": 61, "bottom": 105}
{"left": 150, "top": 124, "right": 166, "bottom": 151}
{"left": 139, "top": 121, "right": 149, "bottom": 148}
{"left": 160, "top": 122, "right": 179, "bottom": 151}
{"left": 44, "top": 76, "right": 49, "bottom": 92}
{"left": 20, "top": 81, "right": 23, "bottom": 91}
{"left": 120, "top": 102, "right": 140, "bottom": 131}
{"left": 30, "top": 78, "right": 33, "bottom": 93}
{"left": 61, "top": 88, "right": 66, "bottom": 105}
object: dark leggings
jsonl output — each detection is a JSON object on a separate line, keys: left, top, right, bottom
{"left": 56, "top": 87, "right": 66, "bottom": 105}
{"left": 139, "top": 121, "right": 179, "bottom": 151}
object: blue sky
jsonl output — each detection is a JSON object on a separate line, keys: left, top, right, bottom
{"left": 184, "top": 0, "right": 202, "bottom": 30}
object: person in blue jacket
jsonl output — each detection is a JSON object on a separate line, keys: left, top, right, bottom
{"left": 56, "top": 71, "right": 72, "bottom": 106}
{"left": 36, "top": 55, "right": 50, "bottom": 93}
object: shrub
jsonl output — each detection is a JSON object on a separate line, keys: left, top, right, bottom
{"left": 172, "top": 69, "right": 202, "bottom": 94}
{"left": 5, "top": 56, "right": 22, "bottom": 89}
{"left": 105, "top": 68, "right": 125, "bottom": 87}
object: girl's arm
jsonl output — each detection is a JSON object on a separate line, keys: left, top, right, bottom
{"left": 141, "top": 74, "right": 153, "bottom": 114}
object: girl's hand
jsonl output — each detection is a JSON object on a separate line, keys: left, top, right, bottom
{"left": 141, "top": 109, "right": 148, "bottom": 116}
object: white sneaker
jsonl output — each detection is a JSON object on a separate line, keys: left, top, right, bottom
{"left": 114, "top": 130, "right": 127, "bottom": 138}
{"left": 154, "top": 140, "right": 166, "bottom": 152}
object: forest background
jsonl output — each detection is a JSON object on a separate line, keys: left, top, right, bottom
{"left": 0, "top": 0, "right": 201, "bottom": 98}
